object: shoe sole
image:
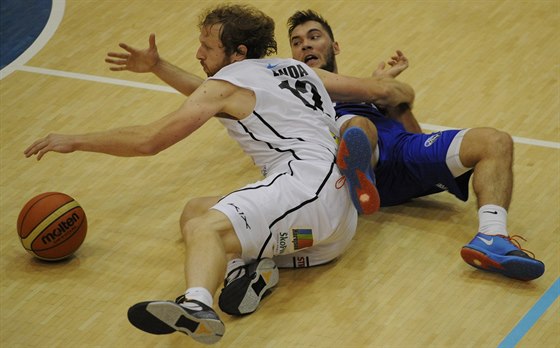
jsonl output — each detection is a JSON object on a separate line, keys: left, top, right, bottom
{"left": 461, "top": 246, "right": 544, "bottom": 281}
{"left": 219, "top": 258, "right": 279, "bottom": 315}
{"left": 128, "top": 301, "right": 225, "bottom": 344}
{"left": 336, "top": 127, "right": 380, "bottom": 215}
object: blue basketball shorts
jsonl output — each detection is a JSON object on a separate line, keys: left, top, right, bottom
{"left": 375, "top": 128, "right": 473, "bottom": 206}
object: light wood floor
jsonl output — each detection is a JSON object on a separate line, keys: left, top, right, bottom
{"left": 1, "top": 1, "right": 558, "bottom": 347}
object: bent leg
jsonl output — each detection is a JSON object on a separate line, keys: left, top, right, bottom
{"left": 180, "top": 196, "right": 221, "bottom": 227}
{"left": 182, "top": 205, "right": 242, "bottom": 294}
{"left": 340, "top": 116, "right": 379, "bottom": 167}
{"left": 338, "top": 117, "right": 380, "bottom": 214}
{"left": 459, "top": 127, "right": 514, "bottom": 209}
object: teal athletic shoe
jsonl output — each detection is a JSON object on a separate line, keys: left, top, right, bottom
{"left": 461, "top": 233, "right": 545, "bottom": 281}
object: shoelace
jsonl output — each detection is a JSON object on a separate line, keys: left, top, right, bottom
{"left": 224, "top": 265, "right": 246, "bottom": 287}
{"left": 502, "top": 234, "right": 536, "bottom": 259}
{"left": 335, "top": 176, "right": 346, "bottom": 189}
{"left": 175, "top": 294, "right": 186, "bottom": 304}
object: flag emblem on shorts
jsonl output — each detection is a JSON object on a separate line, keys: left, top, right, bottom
{"left": 292, "top": 228, "right": 313, "bottom": 249}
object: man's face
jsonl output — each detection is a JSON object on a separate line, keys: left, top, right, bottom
{"left": 289, "top": 20, "right": 340, "bottom": 73}
{"left": 196, "top": 24, "right": 231, "bottom": 77}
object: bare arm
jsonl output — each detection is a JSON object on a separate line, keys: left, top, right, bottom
{"left": 24, "top": 80, "right": 237, "bottom": 160}
{"left": 105, "top": 33, "right": 204, "bottom": 96}
{"left": 371, "top": 50, "right": 422, "bottom": 132}
{"left": 315, "top": 68, "right": 415, "bottom": 107}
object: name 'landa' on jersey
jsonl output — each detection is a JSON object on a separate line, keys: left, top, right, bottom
{"left": 272, "top": 64, "right": 309, "bottom": 79}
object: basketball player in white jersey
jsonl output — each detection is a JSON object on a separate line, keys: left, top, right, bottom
{"left": 25, "top": 4, "right": 414, "bottom": 344}
{"left": 105, "top": 9, "right": 545, "bottom": 283}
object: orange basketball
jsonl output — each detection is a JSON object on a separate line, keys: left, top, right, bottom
{"left": 17, "top": 192, "right": 87, "bottom": 261}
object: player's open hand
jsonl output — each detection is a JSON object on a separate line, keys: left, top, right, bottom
{"left": 105, "top": 33, "right": 160, "bottom": 73}
{"left": 372, "top": 50, "right": 409, "bottom": 78}
{"left": 24, "top": 134, "right": 75, "bottom": 160}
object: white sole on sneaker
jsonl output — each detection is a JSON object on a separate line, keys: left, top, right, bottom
{"left": 130, "top": 301, "right": 225, "bottom": 345}
{"left": 238, "top": 258, "right": 279, "bottom": 314}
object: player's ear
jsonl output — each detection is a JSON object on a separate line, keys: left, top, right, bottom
{"left": 333, "top": 41, "right": 341, "bottom": 56}
{"left": 233, "top": 45, "right": 248, "bottom": 61}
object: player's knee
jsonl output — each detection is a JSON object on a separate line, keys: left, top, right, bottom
{"left": 461, "top": 127, "right": 513, "bottom": 166}
{"left": 181, "top": 214, "right": 207, "bottom": 244}
{"left": 341, "top": 116, "right": 378, "bottom": 144}
{"left": 180, "top": 199, "right": 206, "bottom": 240}
{"left": 482, "top": 128, "right": 513, "bottom": 158}
{"left": 494, "top": 129, "right": 514, "bottom": 156}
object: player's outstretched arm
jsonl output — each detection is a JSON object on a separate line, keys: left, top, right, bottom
{"left": 317, "top": 69, "right": 415, "bottom": 108}
{"left": 105, "top": 33, "right": 204, "bottom": 96}
{"left": 24, "top": 80, "right": 236, "bottom": 161}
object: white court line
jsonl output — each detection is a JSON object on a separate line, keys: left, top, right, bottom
{"left": 0, "top": 0, "right": 66, "bottom": 80}
{"left": 421, "top": 123, "right": 560, "bottom": 149}
{"left": 15, "top": 65, "right": 560, "bottom": 150}
{"left": 18, "top": 65, "right": 179, "bottom": 94}
{"left": 1, "top": 0, "right": 557, "bottom": 150}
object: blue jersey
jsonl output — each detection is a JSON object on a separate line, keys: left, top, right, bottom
{"left": 335, "top": 102, "right": 472, "bottom": 206}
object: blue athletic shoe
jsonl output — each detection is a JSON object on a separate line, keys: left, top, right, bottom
{"left": 336, "top": 126, "right": 380, "bottom": 215}
{"left": 461, "top": 233, "right": 545, "bottom": 281}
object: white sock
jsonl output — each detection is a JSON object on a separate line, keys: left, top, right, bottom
{"left": 225, "top": 258, "right": 246, "bottom": 284}
{"left": 184, "top": 287, "right": 213, "bottom": 308}
{"left": 478, "top": 204, "right": 508, "bottom": 236}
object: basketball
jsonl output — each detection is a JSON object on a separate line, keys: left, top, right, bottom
{"left": 17, "top": 192, "right": 87, "bottom": 261}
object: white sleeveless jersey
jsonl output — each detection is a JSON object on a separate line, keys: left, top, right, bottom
{"left": 209, "top": 58, "right": 339, "bottom": 175}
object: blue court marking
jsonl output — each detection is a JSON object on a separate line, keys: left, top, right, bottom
{"left": 498, "top": 277, "right": 560, "bottom": 348}
{"left": 0, "top": 0, "right": 52, "bottom": 69}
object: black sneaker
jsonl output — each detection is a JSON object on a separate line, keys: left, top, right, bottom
{"left": 218, "top": 258, "right": 279, "bottom": 315}
{"left": 127, "top": 295, "right": 225, "bottom": 345}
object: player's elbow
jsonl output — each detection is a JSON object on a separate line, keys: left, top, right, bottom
{"left": 379, "top": 80, "right": 415, "bottom": 107}
{"left": 136, "top": 137, "right": 167, "bottom": 156}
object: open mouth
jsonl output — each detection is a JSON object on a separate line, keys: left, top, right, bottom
{"left": 304, "top": 54, "right": 319, "bottom": 65}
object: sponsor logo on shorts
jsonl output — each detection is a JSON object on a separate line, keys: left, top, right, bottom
{"left": 292, "top": 228, "right": 313, "bottom": 250}
{"left": 424, "top": 132, "right": 442, "bottom": 147}
{"left": 436, "top": 183, "right": 448, "bottom": 191}
{"left": 293, "top": 256, "right": 310, "bottom": 268}
{"left": 227, "top": 203, "right": 251, "bottom": 229}
{"left": 278, "top": 232, "right": 289, "bottom": 254}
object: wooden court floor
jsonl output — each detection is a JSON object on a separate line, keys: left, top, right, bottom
{"left": 1, "top": 1, "right": 558, "bottom": 347}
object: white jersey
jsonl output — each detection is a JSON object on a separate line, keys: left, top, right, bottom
{"left": 210, "top": 58, "right": 339, "bottom": 176}
{"left": 209, "top": 58, "right": 357, "bottom": 268}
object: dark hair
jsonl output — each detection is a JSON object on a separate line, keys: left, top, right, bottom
{"left": 199, "top": 4, "right": 277, "bottom": 59}
{"left": 287, "top": 10, "right": 335, "bottom": 41}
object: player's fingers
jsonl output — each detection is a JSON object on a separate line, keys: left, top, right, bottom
{"left": 105, "top": 58, "right": 128, "bottom": 65}
{"left": 107, "top": 52, "right": 129, "bottom": 59}
{"left": 149, "top": 33, "right": 156, "bottom": 49}
{"left": 36, "top": 148, "right": 49, "bottom": 161}
{"left": 24, "top": 139, "right": 46, "bottom": 157}
{"left": 119, "top": 42, "right": 136, "bottom": 53}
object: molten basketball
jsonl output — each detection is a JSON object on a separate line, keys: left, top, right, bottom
{"left": 17, "top": 192, "right": 87, "bottom": 261}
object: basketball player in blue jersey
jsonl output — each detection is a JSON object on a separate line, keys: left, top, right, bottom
{"left": 26, "top": 4, "right": 414, "bottom": 344}
{"left": 286, "top": 9, "right": 544, "bottom": 281}
{"left": 105, "top": 8, "right": 545, "bottom": 283}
